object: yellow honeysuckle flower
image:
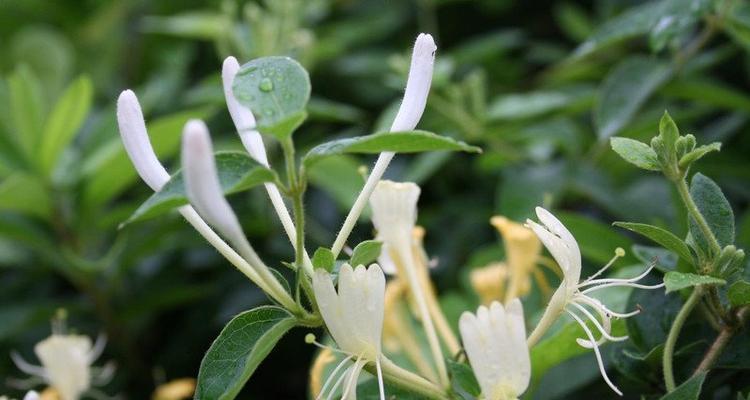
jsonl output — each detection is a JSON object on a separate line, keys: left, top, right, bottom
{"left": 152, "top": 378, "right": 196, "bottom": 400}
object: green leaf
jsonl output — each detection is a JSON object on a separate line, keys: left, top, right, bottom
{"left": 306, "top": 155, "right": 364, "bottom": 211}
{"left": 0, "top": 173, "right": 51, "bottom": 218}
{"left": 557, "top": 212, "right": 636, "bottom": 265}
{"left": 573, "top": 0, "right": 708, "bottom": 58}
{"left": 232, "top": 56, "right": 310, "bottom": 139}
{"left": 312, "top": 247, "right": 335, "bottom": 271}
{"left": 610, "top": 137, "right": 661, "bottom": 171}
{"left": 689, "top": 173, "right": 735, "bottom": 252}
{"left": 678, "top": 142, "right": 721, "bottom": 168}
{"left": 632, "top": 245, "right": 678, "bottom": 273}
{"left": 303, "top": 130, "right": 480, "bottom": 167}
{"left": 448, "top": 359, "right": 481, "bottom": 397}
{"left": 122, "top": 152, "right": 275, "bottom": 226}
{"left": 728, "top": 280, "right": 750, "bottom": 307}
{"left": 594, "top": 57, "right": 672, "bottom": 139}
{"left": 659, "top": 111, "right": 680, "bottom": 149}
{"left": 659, "top": 372, "right": 706, "bottom": 400}
{"left": 613, "top": 222, "right": 693, "bottom": 264}
{"left": 8, "top": 65, "right": 45, "bottom": 158}
{"left": 663, "top": 271, "right": 725, "bottom": 294}
{"left": 486, "top": 91, "right": 571, "bottom": 121}
{"left": 195, "top": 306, "right": 297, "bottom": 400}
{"left": 39, "top": 76, "right": 93, "bottom": 175}
{"left": 350, "top": 240, "right": 383, "bottom": 268}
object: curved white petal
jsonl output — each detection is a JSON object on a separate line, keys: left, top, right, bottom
{"left": 35, "top": 334, "right": 92, "bottom": 400}
{"left": 181, "top": 120, "right": 245, "bottom": 242}
{"left": 221, "top": 56, "right": 269, "bottom": 166}
{"left": 391, "top": 33, "right": 436, "bottom": 131}
{"left": 116, "top": 90, "right": 170, "bottom": 191}
{"left": 369, "top": 180, "right": 420, "bottom": 249}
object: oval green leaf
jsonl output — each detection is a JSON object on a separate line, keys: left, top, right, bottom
{"left": 610, "top": 137, "right": 661, "bottom": 171}
{"left": 232, "top": 56, "right": 310, "bottom": 139}
{"left": 195, "top": 306, "right": 297, "bottom": 400}
{"left": 688, "top": 173, "right": 735, "bottom": 253}
{"left": 121, "top": 152, "right": 276, "bottom": 227}
{"left": 594, "top": 57, "right": 672, "bottom": 139}
{"left": 303, "top": 130, "right": 481, "bottom": 167}
{"left": 613, "top": 222, "right": 693, "bottom": 264}
{"left": 663, "top": 271, "right": 725, "bottom": 294}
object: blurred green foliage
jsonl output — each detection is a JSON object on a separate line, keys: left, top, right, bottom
{"left": 1, "top": 0, "right": 750, "bottom": 398}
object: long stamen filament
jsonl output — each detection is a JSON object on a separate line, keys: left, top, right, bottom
{"left": 579, "top": 263, "right": 657, "bottom": 287}
{"left": 10, "top": 352, "right": 46, "bottom": 378}
{"left": 580, "top": 281, "right": 665, "bottom": 294}
{"left": 317, "top": 355, "right": 354, "bottom": 400}
{"left": 575, "top": 295, "right": 642, "bottom": 319}
{"left": 376, "top": 358, "right": 385, "bottom": 400}
{"left": 566, "top": 310, "right": 623, "bottom": 396}
{"left": 570, "top": 302, "right": 628, "bottom": 345}
{"left": 580, "top": 248, "right": 625, "bottom": 285}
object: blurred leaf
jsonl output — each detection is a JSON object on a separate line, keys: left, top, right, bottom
{"left": 610, "top": 137, "right": 661, "bottom": 171}
{"left": 487, "top": 91, "right": 571, "bottom": 121}
{"left": 233, "top": 56, "right": 310, "bottom": 138}
{"left": 448, "top": 359, "right": 481, "bottom": 398}
{"left": 83, "top": 107, "right": 213, "bottom": 207}
{"left": 9, "top": 26, "right": 74, "bottom": 94}
{"left": 312, "top": 247, "right": 335, "bottom": 271}
{"left": 8, "top": 65, "right": 45, "bottom": 159}
{"left": 0, "top": 172, "right": 51, "bottom": 218}
{"left": 123, "top": 152, "right": 276, "bottom": 226}
{"left": 557, "top": 212, "right": 636, "bottom": 265}
{"left": 595, "top": 57, "right": 672, "bottom": 139}
{"left": 350, "top": 240, "right": 382, "bottom": 267}
{"left": 663, "top": 79, "right": 750, "bottom": 113}
{"left": 613, "top": 222, "right": 693, "bottom": 264}
{"left": 573, "top": 0, "right": 708, "bottom": 58}
{"left": 141, "top": 12, "right": 230, "bottom": 40}
{"left": 39, "top": 75, "right": 92, "bottom": 175}
{"left": 497, "top": 162, "right": 565, "bottom": 222}
{"left": 307, "top": 155, "right": 363, "bottom": 211}
{"left": 688, "top": 173, "right": 734, "bottom": 253}
{"left": 555, "top": 3, "right": 594, "bottom": 42}
{"left": 663, "top": 271, "right": 725, "bottom": 293}
{"left": 307, "top": 97, "right": 364, "bottom": 123}
{"left": 195, "top": 306, "right": 297, "bottom": 400}
{"left": 679, "top": 142, "right": 721, "bottom": 169}
{"left": 728, "top": 280, "right": 750, "bottom": 307}
{"left": 659, "top": 372, "right": 706, "bottom": 400}
{"left": 303, "top": 130, "right": 480, "bottom": 167}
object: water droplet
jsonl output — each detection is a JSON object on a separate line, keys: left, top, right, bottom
{"left": 259, "top": 78, "right": 274, "bottom": 92}
{"left": 264, "top": 108, "right": 275, "bottom": 116}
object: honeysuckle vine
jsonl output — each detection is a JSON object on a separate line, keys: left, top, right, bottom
{"left": 106, "top": 28, "right": 742, "bottom": 400}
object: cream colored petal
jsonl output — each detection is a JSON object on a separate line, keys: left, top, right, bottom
{"left": 526, "top": 219, "right": 572, "bottom": 277}
{"left": 390, "top": 33, "right": 436, "bottom": 132}
{"left": 364, "top": 264, "right": 386, "bottom": 353}
{"left": 35, "top": 335, "right": 91, "bottom": 400}
{"left": 459, "top": 311, "right": 500, "bottom": 397}
{"left": 312, "top": 269, "right": 356, "bottom": 353}
{"left": 535, "top": 207, "right": 581, "bottom": 279}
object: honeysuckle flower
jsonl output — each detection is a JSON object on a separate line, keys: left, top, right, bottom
{"left": 368, "top": 180, "right": 453, "bottom": 384}
{"left": 330, "top": 32, "right": 436, "bottom": 258}
{"left": 180, "top": 120, "right": 293, "bottom": 308}
{"left": 459, "top": 299, "right": 530, "bottom": 400}
{"left": 470, "top": 262, "right": 509, "bottom": 305}
{"left": 525, "top": 207, "right": 664, "bottom": 395}
{"left": 310, "top": 263, "right": 386, "bottom": 400}
{"left": 116, "top": 90, "right": 170, "bottom": 191}
{"left": 152, "top": 378, "right": 196, "bottom": 400}
{"left": 11, "top": 329, "right": 112, "bottom": 400}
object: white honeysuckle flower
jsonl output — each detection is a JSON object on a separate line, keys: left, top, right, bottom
{"left": 11, "top": 331, "right": 112, "bottom": 400}
{"left": 221, "top": 56, "right": 269, "bottom": 166}
{"left": 181, "top": 120, "right": 246, "bottom": 242}
{"left": 459, "top": 299, "right": 530, "bottom": 400}
{"left": 310, "top": 264, "right": 386, "bottom": 400}
{"left": 390, "top": 33, "right": 436, "bottom": 132}
{"left": 116, "top": 90, "right": 170, "bottom": 191}
{"left": 23, "top": 392, "right": 40, "bottom": 400}
{"left": 330, "top": 32, "right": 437, "bottom": 258}
{"left": 525, "top": 207, "right": 664, "bottom": 396}
{"left": 369, "top": 180, "right": 420, "bottom": 260}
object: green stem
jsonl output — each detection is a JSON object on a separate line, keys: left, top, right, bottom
{"left": 674, "top": 177, "right": 722, "bottom": 258}
{"left": 281, "top": 138, "right": 305, "bottom": 270}
{"left": 693, "top": 306, "right": 748, "bottom": 376}
{"left": 377, "top": 356, "right": 451, "bottom": 400}
{"left": 663, "top": 286, "right": 704, "bottom": 392}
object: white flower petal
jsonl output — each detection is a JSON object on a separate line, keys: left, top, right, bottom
{"left": 369, "top": 180, "right": 420, "bottom": 250}
{"left": 221, "top": 57, "right": 269, "bottom": 166}
{"left": 35, "top": 335, "right": 92, "bottom": 400}
{"left": 391, "top": 33, "right": 436, "bottom": 132}
{"left": 116, "top": 90, "right": 170, "bottom": 191}
{"left": 181, "top": 120, "right": 245, "bottom": 242}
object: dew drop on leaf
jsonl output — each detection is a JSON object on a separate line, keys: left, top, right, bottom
{"left": 259, "top": 78, "right": 274, "bottom": 92}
